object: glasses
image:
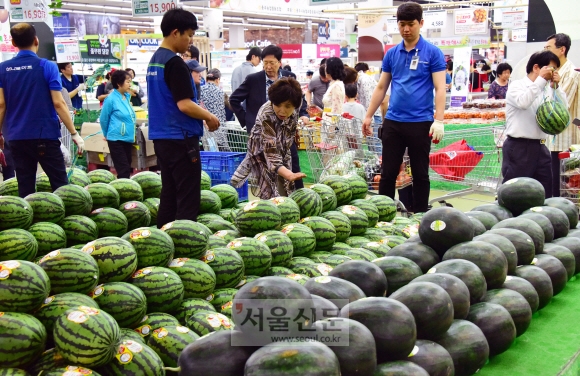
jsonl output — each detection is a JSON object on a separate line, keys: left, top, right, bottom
{"left": 262, "top": 60, "right": 280, "bottom": 67}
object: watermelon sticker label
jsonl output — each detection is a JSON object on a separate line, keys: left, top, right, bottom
{"left": 132, "top": 268, "right": 152, "bottom": 278}
{"left": 153, "top": 327, "right": 168, "bottom": 339}
{"left": 256, "top": 234, "right": 267, "bottom": 242}
{"left": 244, "top": 201, "right": 259, "bottom": 211}
{"left": 342, "top": 206, "right": 357, "bottom": 215}
{"left": 504, "top": 178, "right": 518, "bottom": 185}
{"left": 43, "top": 296, "right": 55, "bottom": 305}
{"left": 125, "top": 340, "right": 143, "bottom": 353}
{"left": 129, "top": 229, "right": 151, "bottom": 240}
{"left": 161, "top": 222, "right": 174, "bottom": 230}
{"left": 286, "top": 273, "right": 304, "bottom": 281}
{"left": 0, "top": 312, "right": 4, "bottom": 317}
{"left": 124, "top": 202, "right": 138, "bottom": 210}
{"left": 427, "top": 267, "right": 436, "bottom": 274}
{"left": 228, "top": 240, "right": 242, "bottom": 249}
{"left": 300, "top": 217, "right": 311, "bottom": 222}
{"left": 203, "top": 251, "right": 215, "bottom": 263}
{"left": 116, "top": 343, "right": 134, "bottom": 364}
{"left": 136, "top": 325, "right": 151, "bottom": 336}
{"left": 281, "top": 225, "right": 294, "bottom": 234}
{"left": 221, "top": 301, "right": 233, "bottom": 311}
{"left": 169, "top": 258, "right": 188, "bottom": 267}
{"left": 206, "top": 294, "right": 214, "bottom": 302}
{"left": 408, "top": 345, "right": 419, "bottom": 357}
{"left": 91, "top": 285, "right": 105, "bottom": 298}
{"left": 40, "top": 250, "right": 60, "bottom": 263}
{"left": 236, "top": 279, "right": 247, "bottom": 288}
{"left": 367, "top": 242, "right": 380, "bottom": 248}
{"left": 176, "top": 326, "right": 190, "bottom": 334}
{"left": 531, "top": 258, "right": 538, "bottom": 265}
{"left": 0, "top": 261, "right": 20, "bottom": 280}
{"left": 430, "top": 220, "right": 446, "bottom": 231}
{"left": 91, "top": 208, "right": 104, "bottom": 214}
{"left": 315, "top": 276, "right": 331, "bottom": 283}
{"left": 215, "top": 230, "right": 228, "bottom": 238}
{"left": 271, "top": 197, "right": 285, "bottom": 205}
{"left": 63, "top": 366, "right": 93, "bottom": 375}
{"left": 207, "top": 314, "right": 222, "bottom": 328}
{"left": 82, "top": 241, "right": 96, "bottom": 255}
{"left": 67, "top": 310, "right": 89, "bottom": 324}
{"left": 531, "top": 207, "right": 543, "bottom": 212}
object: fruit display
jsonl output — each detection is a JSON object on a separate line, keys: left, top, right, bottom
{"left": 443, "top": 99, "right": 506, "bottom": 124}
{"left": 1, "top": 172, "right": 580, "bottom": 375}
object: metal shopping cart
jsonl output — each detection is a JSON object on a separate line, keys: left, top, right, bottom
{"left": 59, "top": 111, "right": 76, "bottom": 166}
{"left": 559, "top": 151, "right": 580, "bottom": 204}
{"left": 428, "top": 125, "right": 505, "bottom": 207}
{"left": 201, "top": 122, "right": 249, "bottom": 153}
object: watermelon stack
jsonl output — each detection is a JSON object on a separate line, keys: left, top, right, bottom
{"left": 131, "top": 171, "right": 162, "bottom": 199}
{"left": 0, "top": 196, "right": 33, "bottom": 230}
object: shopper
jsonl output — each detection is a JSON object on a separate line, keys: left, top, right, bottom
{"left": 200, "top": 68, "right": 230, "bottom": 150}
{"left": 231, "top": 47, "right": 262, "bottom": 94}
{"left": 125, "top": 68, "right": 145, "bottom": 107}
{"left": 502, "top": 51, "right": 564, "bottom": 197}
{"left": 322, "top": 57, "right": 346, "bottom": 115}
{"left": 231, "top": 78, "right": 306, "bottom": 199}
{"left": 0, "top": 23, "right": 84, "bottom": 197}
{"left": 445, "top": 60, "right": 453, "bottom": 91}
{"left": 99, "top": 70, "right": 137, "bottom": 179}
{"left": 186, "top": 59, "right": 206, "bottom": 101}
{"left": 96, "top": 72, "right": 113, "bottom": 107}
{"left": 58, "top": 62, "right": 85, "bottom": 109}
{"left": 343, "top": 84, "right": 366, "bottom": 121}
{"left": 488, "top": 63, "right": 512, "bottom": 100}
{"left": 147, "top": 9, "right": 220, "bottom": 227}
{"left": 353, "top": 63, "right": 386, "bottom": 125}
{"left": 306, "top": 65, "right": 330, "bottom": 109}
{"left": 230, "top": 44, "right": 308, "bottom": 189}
{"left": 362, "top": 1, "right": 446, "bottom": 214}
{"left": 544, "top": 33, "right": 580, "bottom": 197}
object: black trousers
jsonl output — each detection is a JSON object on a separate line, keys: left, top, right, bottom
{"left": 10, "top": 139, "right": 68, "bottom": 197}
{"left": 551, "top": 151, "right": 561, "bottom": 197}
{"left": 501, "top": 137, "right": 552, "bottom": 198}
{"left": 2, "top": 141, "right": 15, "bottom": 180}
{"left": 380, "top": 119, "right": 432, "bottom": 213}
{"left": 291, "top": 142, "right": 304, "bottom": 189}
{"left": 154, "top": 137, "right": 201, "bottom": 228}
{"left": 107, "top": 140, "right": 133, "bottom": 179}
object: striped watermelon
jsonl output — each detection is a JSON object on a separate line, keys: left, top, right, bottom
{"left": 197, "top": 213, "right": 224, "bottom": 226}
{"left": 0, "top": 196, "right": 33, "bottom": 230}
{"left": 196, "top": 222, "right": 213, "bottom": 237}
{"left": 269, "top": 196, "right": 301, "bottom": 225}
{"left": 375, "top": 222, "right": 405, "bottom": 237}
{"left": 24, "top": 347, "right": 65, "bottom": 375}
{"left": 185, "top": 310, "right": 233, "bottom": 336}
{"left": 202, "top": 218, "right": 238, "bottom": 234}
{"left": 168, "top": 258, "right": 216, "bottom": 299}
{"left": 345, "top": 236, "right": 372, "bottom": 248}
{"left": 97, "top": 339, "right": 165, "bottom": 376}
{"left": 266, "top": 266, "right": 295, "bottom": 276}
{"left": 285, "top": 256, "right": 315, "bottom": 270}
{"left": 336, "top": 205, "right": 369, "bottom": 236}
{"left": 362, "top": 241, "right": 391, "bottom": 257}
{"left": 210, "top": 184, "right": 239, "bottom": 209}
{"left": 0, "top": 312, "right": 46, "bottom": 368}
{"left": 43, "top": 367, "right": 102, "bottom": 376}
{"left": 284, "top": 273, "right": 309, "bottom": 285}
{"left": 87, "top": 169, "right": 116, "bottom": 184}
{"left": 218, "top": 208, "right": 236, "bottom": 222}
{"left": 129, "top": 266, "right": 184, "bottom": 313}
{"left": 213, "top": 229, "right": 240, "bottom": 244}
{"left": 33, "top": 292, "right": 99, "bottom": 335}
{"left": 202, "top": 248, "right": 245, "bottom": 289}
{"left": 28, "top": 222, "right": 67, "bottom": 257}
{"left": 134, "top": 313, "right": 180, "bottom": 341}
{"left": 307, "top": 251, "right": 333, "bottom": 263}
{"left": 174, "top": 298, "right": 216, "bottom": 324}
{"left": 161, "top": 220, "right": 209, "bottom": 259}
{"left": 89, "top": 207, "right": 128, "bottom": 238}
{"left": 131, "top": 171, "right": 162, "bottom": 200}
{"left": 60, "top": 215, "right": 99, "bottom": 247}
{"left": 147, "top": 325, "right": 199, "bottom": 367}
{"left": 36, "top": 173, "right": 52, "bottom": 192}
{"left": 0, "top": 260, "right": 49, "bottom": 312}
{"left": 344, "top": 248, "right": 378, "bottom": 262}
{"left": 142, "top": 198, "right": 160, "bottom": 226}
{"left": 119, "top": 201, "right": 151, "bottom": 230}
{"left": 310, "top": 184, "right": 337, "bottom": 213}
{"left": 380, "top": 235, "right": 407, "bottom": 248}
{"left": 38, "top": 249, "right": 99, "bottom": 294}
{"left": 54, "top": 185, "right": 93, "bottom": 217}
{"left": 91, "top": 282, "right": 147, "bottom": 329}
{"left": 292, "top": 262, "right": 333, "bottom": 277}
{"left": 280, "top": 223, "right": 317, "bottom": 257}
{"left": 255, "top": 230, "right": 294, "bottom": 266}
{"left": 332, "top": 242, "right": 351, "bottom": 252}
{"left": 300, "top": 216, "right": 337, "bottom": 252}
{"left": 289, "top": 188, "right": 323, "bottom": 218}
{"left": 201, "top": 171, "right": 211, "bottom": 191}
{"left": 122, "top": 227, "right": 174, "bottom": 269}
{"left": 344, "top": 173, "right": 369, "bottom": 200}
{"left": 369, "top": 195, "right": 397, "bottom": 222}
{"left": 82, "top": 237, "right": 138, "bottom": 283}
{"left": 536, "top": 99, "right": 571, "bottom": 135}
{"left": 320, "top": 211, "right": 351, "bottom": 243}
{"left": 227, "top": 237, "right": 272, "bottom": 276}
{"left": 0, "top": 369, "right": 30, "bottom": 376}
{"left": 208, "top": 288, "right": 238, "bottom": 311}
{"left": 67, "top": 168, "right": 91, "bottom": 187}
{"left": 323, "top": 254, "right": 353, "bottom": 267}
{"left": 119, "top": 328, "right": 146, "bottom": 345}
{"left": 350, "top": 199, "right": 380, "bottom": 228}
{"left": 364, "top": 228, "right": 388, "bottom": 241}
{"left": 0, "top": 229, "right": 38, "bottom": 261}
{"left": 85, "top": 183, "right": 120, "bottom": 210}
{"left": 53, "top": 306, "right": 120, "bottom": 367}
{"left": 0, "top": 178, "right": 19, "bottom": 196}
{"left": 207, "top": 235, "right": 228, "bottom": 249}
{"left": 235, "top": 200, "right": 281, "bottom": 236}
{"left": 320, "top": 175, "right": 352, "bottom": 206}
{"left": 110, "top": 178, "right": 144, "bottom": 203}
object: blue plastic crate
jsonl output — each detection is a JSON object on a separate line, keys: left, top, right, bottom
{"left": 211, "top": 179, "right": 249, "bottom": 202}
{"left": 201, "top": 151, "right": 246, "bottom": 182}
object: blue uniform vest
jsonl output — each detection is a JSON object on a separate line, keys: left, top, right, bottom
{"left": 0, "top": 54, "right": 60, "bottom": 141}
{"left": 146, "top": 48, "right": 202, "bottom": 140}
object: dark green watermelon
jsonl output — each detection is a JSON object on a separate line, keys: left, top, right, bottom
{"left": 488, "top": 228, "right": 535, "bottom": 265}
{"left": 542, "top": 243, "right": 576, "bottom": 279}
{"left": 412, "top": 273, "right": 470, "bottom": 320}
{"left": 474, "top": 233, "right": 518, "bottom": 275}
{"left": 428, "top": 259, "right": 487, "bottom": 304}
{"left": 465, "top": 302, "right": 516, "bottom": 356}
{"left": 545, "top": 197, "right": 579, "bottom": 229}
{"left": 311, "top": 294, "right": 340, "bottom": 319}
{"left": 372, "top": 256, "right": 423, "bottom": 296}
{"left": 465, "top": 211, "right": 499, "bottom": 230}
{"left": 533, "top": 254, "right": 568, "bottom": 295}
{"left": 303, "top": 276, "right": 365, "bottom": 310}
{"left": 329, "top": 260, "right": 388, "bottom": 297}
{"left": 418, "top": 207, "right": 474, "bottom": 257}
{"left": 514, "top": 265, "right": 553, "bottom": 309}
{"left": 407, "top": 339, "right": 455, "bottom": 376}
{"left": 374, "top": 361, "right": 429, "bottom": 375}
{"left": 502, "top": 275, "right": 540, "bottom": 313}
{"left": 435, "top": 320, "right": 489, "bottom": 376}
{"left": 492, "top": 217, "right": 545, "bottom": 254}
{"left": 469, "top": 218, "right": 486, "bottom": 236}
{"left": 521, "top": 206, "right": 569, "bottom": 239}
{"left": 497, "top": 177, "right": 546, "bottom": 215}
{"left": 518, "top": 212, "right": 555, "bottom": 243}
{"left": 482, "top": 288, "right": 532, "bottom": 337}
{"left": 551, "top": 237, "right": 580, "bottom": 275}
{"left": 470, "top": 203, "right": 513, "bottom": 221}
{"left": 386, "top": 243, "right": 440, "bottom": 274}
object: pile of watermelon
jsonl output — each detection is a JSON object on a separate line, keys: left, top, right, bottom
{"left": 1, "top": 172, "right": 580, "bottom": 376}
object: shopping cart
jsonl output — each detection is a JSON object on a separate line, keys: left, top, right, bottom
{"left": 428, "top": 125, "right": 505, "bottom": 206}
{"left": 201, "top": 122, "right": 249, "bottom": 153}
{"left": 59, "top": 111, "right": 75, "bottom": 166}
{"left": 559, "top": 151, "right": 580, "bottom": 204}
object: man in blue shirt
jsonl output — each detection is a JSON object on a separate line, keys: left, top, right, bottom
{"left": 363, "top": 2, "right": 446, "bottom": 213}
{"left": 0, "top": 23, "right": 85, "bottom": 197}
{"left": 58, "top": 62, "right": 85, "bottom": 109}
{"left": 147, "top": 9, "right": 219, "bottom": 227}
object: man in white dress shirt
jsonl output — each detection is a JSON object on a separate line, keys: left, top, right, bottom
{"left": 502, "top": 51, "right": 565, "bottom": 197}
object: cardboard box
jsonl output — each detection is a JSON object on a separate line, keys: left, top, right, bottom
{"left": 81, "top": 123, "right": 109, "bottom": 153}
{"left": 138, "top": 126, "right": 155, "bottom": 156}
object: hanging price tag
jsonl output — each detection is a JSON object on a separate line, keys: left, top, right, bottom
{"left": 132, "top": 0, "right": 177, "bottom": 17}
{"left": 9, "top": 0, "right": 49, "bottom": 23}
{"left": 424, "top": 11, "right": 447, "bottom": 30}
{"left": 55, "top": 38, "right": 81, "bottom": 63}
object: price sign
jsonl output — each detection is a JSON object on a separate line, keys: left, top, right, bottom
{"left": 132, "top": 0, "right": 177, "bottom": 17}
{"left": 424, "top": 11, "right": 446, "bottom": 30}
{"left": 502, "top": 11, "right": 525, "bottom": 29}
{"left": 55, "top": 38, "right": 81, "bottom": 63}
{"left": 10, "top": 0, "right": 49, "bottom": 22}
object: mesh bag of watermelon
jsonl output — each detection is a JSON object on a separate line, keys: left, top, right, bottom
{"left": 536, "top": 84, "right": 571, "bottom": 136}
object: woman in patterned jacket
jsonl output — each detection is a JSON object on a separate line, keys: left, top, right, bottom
{"left": 200, "top": 68, "right": 230, "bottom": 150}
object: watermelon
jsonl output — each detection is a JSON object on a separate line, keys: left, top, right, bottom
{"left": 470, "top": 217, "right": 487, "bottom": 236}
{"left": 514, "top": 265, "right": 553, "bottom": 310}
{"left": 34, "top": 173, "right": 51, "bottom": 193}
{"left": 33, "top": 292, "right": 99, "bottom": 335}
{"left": 320, "top": 211, "right": 351, "bottom": 243}
{"left": 0, "top": 229, "right": 38, "bottom": 261}
{"left": 53, "top": 184, "right": 93, "bottom": 216}
{"left": 435, "top": 319, "right": 489, "bottom": 376}
{"left": 306, "top": 251, "right": 333, "bottom": 263}
{"left": 533, "top": 253, "right": 568, "bottom": 295}
{"left": 67, "top": 168, "right": 91, "bottom": 187}
{"left": 200, "top": 190, "right": 222, "bottom": 214}
{"left": 197, "top": 213, "right": 223, "bottom": 226}
{"left": 143, "top": 198, "right": 160, "bottom": 226}
{"left": 227, "top": 237, "right": 272, "bottom": 276}
{"left": 202, "top": 248, "right": 245, "bottom": 288}
{"left": 292, "top": 262, "right": 333, "bottom": 277}
{"left": 304, "top": 276, "right": 365, "bottom": 309}
{"left": 82, "top": 237, "right": 138, "bottom": 283}
{"left": 235, "top": 200, "right": 281, "bottom": 236}
{"left": 310, "top": 184, "right": 337, "bottom": 212}
{"left": 418, "top": 207, "right": 474, "bottom": 257}
{"left": 255, "top": 230, "right": 294, "bottom": 266}
{"left": 210, "top": 184, "right": 239, "bottom": 209}
{"left": 361, "top": 241, "right": 391, "bottom": 257}
{"left": 174, "top": 298, "right": 216, "bottom": 324}
{"left": 412, "top": 273, "right": 471, "bottom": 320}
{"left": 375, "top": 222, "right": 405, "bottom": 237}
{"left": 281, "top": 223, "right": 317, "bottom": 257}
{"left": 474, "top": 233, "right": 518, "bottom": 275}
{"left": 471, "top": 203, "right": 513, "bottom": 221}
{"left": 110, "top": 178, "right": 144, "bottom": 203}
{"left": 372, "top": 256, "right": 423, "bottom": 295}
{"left": 289, "top": 188, "right": 323, "bottom": 218}
{"left": 27, "top": 222, "right": 67, "bottom": 257}
{"left": 60, "top": 215, "right": 99, "bottom": 247}
{"left": 131, "top": 171, "right": 162, "bottom": 200}
{"left": 466, "top": 210, "right": 499, "bottom": 230}
{"left": 201, "top": 171, "right": 211, "bottom": 190}
{"left": 545, "top": 197, "right": 579, "bottom": 229}
{"left": 119, "top": 201, "right": 151, "bottom": 230}
{"left": 129, "top": 266, "right": 184, "bottom": 313}
{"left": 536, "top": 98, "right": 570, "bottom": 135}
{"left": 24, "top": 192, "right": 65, "bottom": 224}
{"left": 269, "top": 196, "right": 301, "bottom": 225}
{"left": 466, "top": 302, "right": 516, "bottom": 356}
{"left": 405, "top": 339, "right": 455, "bottom": 376}
{"left": 552, "top": 237, "right": 580, "bottom": 276}
{"left": 0, "top": 312, "right": 46, "bottom": 368}
{"left": 53, "top": 306, "right": 120, "bottom": 367}
{"left": 336, "top": 205, "right": 369, "bottom": 236}
{"left": 97, "top": 339, "right": 165, "bottom": 376}
{"left": 121, "top": 227, "right": 174, "bottom": 269}
{"left": 344, "top": 173, "right": 369, "bottom": 200}
{"left": 488, "top": 228, "right": 536, "bottom": 266}
{"left": 522, "top": 206, "right": 570, "bottom": 239}
{"left": 89, "top": 207, "right": 128, "bottom": 238}
{"left": 186, "top": 310, "right": 233, "bottom": 336}
{"left": 213, "top": 229, "right": 240, "bottom": 244}
{"left": 482, "top": 288, "right": 532, "bottom": 337}
{"left": 202, "top": 218, "right": 237, "bottom": 234}
{"left": 343, "top": 248, "right": 377, "bottom": 262}
{"left": 320, "top": 175, "right": 352, "bottom": 206}
{"left": 87, "top": 169, "right": 116, "bottom": 184}
{"left": 24, "top": 347, "right": 65, "bottom": 375}
{"left": 375, "top": 361, "right": 429, "bottom": 375}
{"left": 429, "top": 259, "right": 487, "bottom": 304}
{"left": 363, "top": 228, "right": 388, "bottom": 241}
{"left": 38, "top": 249, "right": 99, "bottom": 294}
{"left": 161, "top": 220, "right": 209, "bottom": 259}
{"left": 0, "top": 178, "right": 19, "bottom": 196}
{"left": 134, "top": 313, "right": 180, "bottom": 341}
{"left": 387, "top": 242, "right": 440, "bottom": 274}
{"left": 349, "top": 199, "right": 379, "bottom": 228}
{"left": 218, "top": 208, "right": 236, "bottom": 222}
{"left": 44, "top": 366, "right": 101, "bottom": 376}
{"left": 502, "top": 275, "right": 540, "bottom": 313}
{"left": 369, "top": 195, "right": 397, "bottom": 222}
{"left": 492, "top": 217, "right": 546, "bottom": 254}
{"left": 208, "top": 287, "right": 238, "bottom": 311}
{"left": 0, "top": 196, "right": 33, "bottom": 230}
{"left": 147, "top": 325, "right": 199, "bottom": 367}
{"left": 0, "top": 260, "right": 50, "bottom": 313}
{"left": 119, "top": 328, "right": 147, "bottom": 345}
{"left": 497, "top": 177, "right": 546, "bottom": 216}
{"left": 300, "top": 216, "right": 336, "bottom": 252}
{"left": 329, "top": 260, "right": 387, "bottom": 297}
{"left": 380, "top": 235, "right": 407, "bottom": 248}
{"left": 91, "top": 282, "right": 147, "bottom": 329}
{"left": 519, "top": 212, "right": 555, "bottom": 243}
{"left": 85, "top": 183, "right": 120, "bottom": 210}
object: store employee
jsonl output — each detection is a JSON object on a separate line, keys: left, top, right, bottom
{"left": 0, "top": 23, "right": 84, "bottom": 197}
{"left": 58, "top": 62, "right": 85, "bottom": 109}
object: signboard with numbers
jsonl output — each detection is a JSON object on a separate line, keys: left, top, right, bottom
{"left": 424, "top": 11, "right": 446, "bottom": 30}
{"left": 9, "top": 0, "right": 48, "bottom": 23}
{"left": 132, "top": 0, "right": 177, "bottom": 17}
{"left": 55, "top": 38, "right": 81, "bottom": 63}
{"left": 454, "top": 7, "right": 489, "bottom": 35}
{"left": 502, "top": 11, "right": 525, "bottom": 29}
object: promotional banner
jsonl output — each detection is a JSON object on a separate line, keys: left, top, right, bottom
{"left": 450, "top": 47, "right": 472, "bottom": 107}
{"left": 316, "top": 44, "right": 340, "bottom": 58}
{"left": 426, "top": 36, "right": 490, "bottom": 50}
{"left": 79, "top": 36, "right": 123, "bottom": 64}
{"left": 9, "top": 0, "right": 48, "bottom": 23}
{"left": 279, "top": 44, "right": 302, "bottom": 59}
{"left": 126, "top": 38, "right": 161, "bottom": 52}
{"left": 358, "top": 14, "right": 394, "bottom": 61}
{"left": 209, "top": 0, "right": 324, "bottom": 17}
{"left": 317, "top": 19, "right": 345, "bottom": 44}
{"left": 454, "top": 7, "right": 488, "bottom": 35}
{"left": 0, "top": 11, "right": 17, "bottom": 53}
{"left": 53, "top": 14, "right": 71, "bottom": 37}
{"left": 55, "top": 38, "right": 81, "bottom": 63}
{"left": 68, "top": 14, "right": 121, "bottom": 38}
